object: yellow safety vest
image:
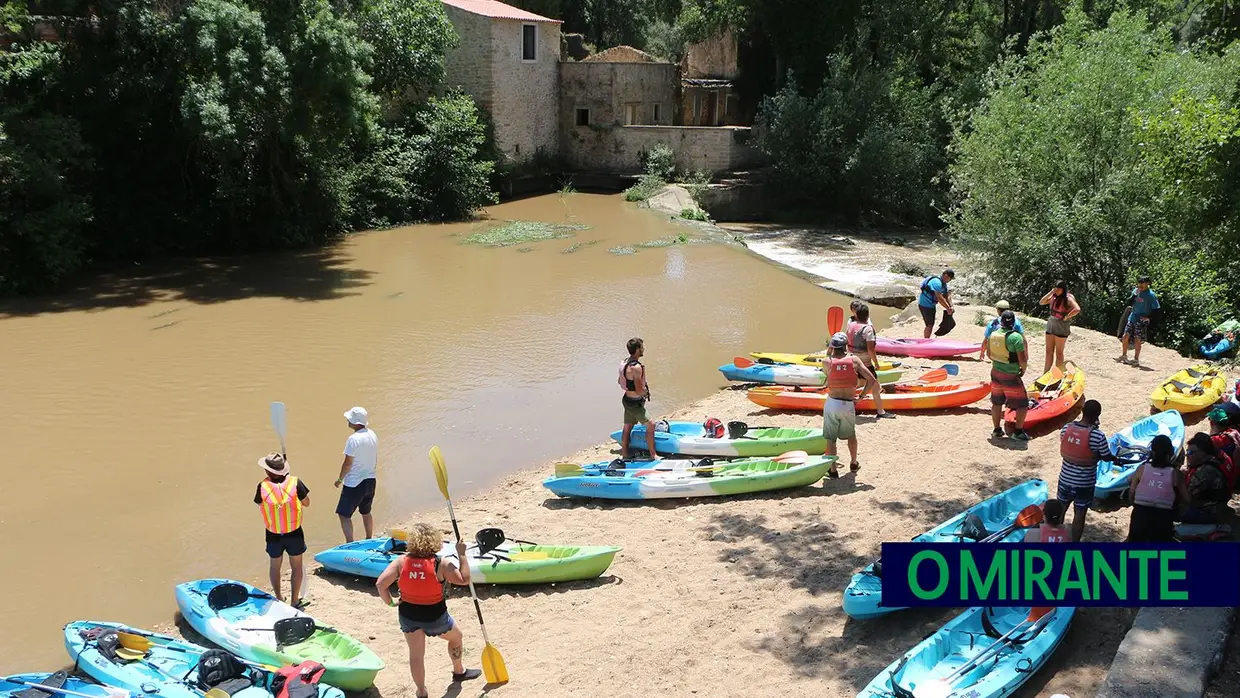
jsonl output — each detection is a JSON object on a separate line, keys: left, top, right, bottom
{"left": 988, "top": 330, "right": 1017, "bottom": 364}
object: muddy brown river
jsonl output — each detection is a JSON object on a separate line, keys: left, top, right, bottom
{"left": 0, "top": 193, "right": 888, "bottom": 672}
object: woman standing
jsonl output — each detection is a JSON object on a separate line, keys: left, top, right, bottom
{"left": 1126, "top": 435, "right": 1188, "bottom": 542}
{"left": 1039, "top": 281, "right": 1081, "bottom": 372}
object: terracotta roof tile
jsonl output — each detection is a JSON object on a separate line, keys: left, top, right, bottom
{"left": 441, "top": 0, "right": 561, "bottom": 24}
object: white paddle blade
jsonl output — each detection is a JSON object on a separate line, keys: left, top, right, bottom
{"left": 270, "top": 401, "right": 288, "bottom": 454}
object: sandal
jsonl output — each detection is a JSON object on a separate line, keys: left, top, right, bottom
{"left": 849, "top": 462, "right": 861, "bottom": 473}
{"left": 825, "top": 468, "right": 840, "bottom": 480}
{"left": 292, "top": 599, "right": 310, "bottom": 610}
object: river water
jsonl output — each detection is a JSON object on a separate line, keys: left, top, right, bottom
{"left": 0, "top": 193, "right": 886, "bottom": 671}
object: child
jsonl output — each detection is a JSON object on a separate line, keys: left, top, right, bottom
{"left": 1126, "top": 435, "right": 1188, "bottom": 542}
{"left": 1025, "top": 499, "right": 1070, "bottom": 543}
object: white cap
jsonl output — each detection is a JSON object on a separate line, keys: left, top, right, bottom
{"left": 995, "top": 300, "right": 1011, "bottom": 310}
{"left": 344, "top": 406, "right": 369, "bottom": 426}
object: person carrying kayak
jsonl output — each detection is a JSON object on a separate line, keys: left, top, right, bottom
{"left": 1126, "top": 435, "right": 1189, "bottom": 542}
{"left": 335, "top": 406, "right": 378, "bottom": 543}
{"left": 845, "top": 302, "right": 892, "bottom": 419}
{"left": 619, "top": 337, "right": 658, "bottom": 460}
{"left": 822, "top": 332, "right": 877, "bottom": 479}
{"left": 375, "top": 522, "right": 482, "bottom": 697}
{"left": 987, "top": 310, "right": 1030, "bottom": 441}
{"left": 1179, "top": 432, "right": 1234, "bottom": 524}
{"left": 1056, "top": 399, "right": 1109, "bottom": 541}
{"left": 917, "top": 269, "right": 955, "bottom": 339}
{"left": 1117, "top": 276, "right": 1160, "bottom": 367}
{"left": 1039, "top": 281, "right": 1080, "bottom": 373}
{"left": 255, "top": 452, "right": 311, "bottom": 609}
{"left": 979, "top": 300, "right": 1023, "bottom": 360}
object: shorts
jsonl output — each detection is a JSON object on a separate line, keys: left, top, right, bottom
{"left": 622, "top": 396, "right": 648, "bottom": 425}
{"left": 1046, "top": 317, "right": 1072, "bottom": 338}
{"left": 822, "top": 397, "right": 856, "bottom": 441}
{"left": 989, "top": 369, "right": 1027, "bottom": 408}
{"left": 919, "top": 304, "right": 937, "bottom": 327}
{"left": 335, "top": 478, "right": 376, "bottom": 517}
{"left": 1127, "top": 505, "right": 1175, "bottom": 542}
{"left": 265, "top": 528, "right": 307, "bottom": 559}
{"left": 399, "top": 611, "right": 456, "bottom": 637}
{"left": 1123, "top": 316, "right": 1150, "bottom": 341}
{"left": 1056, "top": 479, "right": 1095, "bottom": 510}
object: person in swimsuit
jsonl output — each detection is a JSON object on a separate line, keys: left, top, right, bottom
{"left": 1126, "top": 435, "right": 1188, "bottom": 542}
{"left": 1039, "top": 281, "right": 1080, "bottom": 372}
{"left": 845, "top": 302, "right": 892, "bottom": 419}
{"left": 376, "top": 522, "right": 481, "bottom": 697}
{"left": 618, "top": 337, "right": 658, "bottom": 460}
{"left": 822, "top": 332, "right": 876, "bottom": 479}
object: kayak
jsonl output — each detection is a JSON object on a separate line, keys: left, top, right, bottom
{"left": 874, "top": 337, "right": 982, "bottom": 358}
{"left": 1151, "top": 365, "right": 1227, "bottom": 413}
{"left": 315, "top": 536, "right": 619, "bottom": 584}
{"left": 64, "top": 621, "right": 345, "bottom": 698}
{"left": 747, "top": 382, "right": 991, "bottom": 412}
{"left": 175, "top": 579, "right": 384, "bottom": 691}
{"left": 1005, "top": 363, "right": 1085, "bottom": 428}
{"left": 609, "top": 421, "right": 826, "bottom": 457}
{"left": 1200, "top": 319, "right": 1240, "bottom": 358}
{"left": 1095, "top": 410, "right": 1186, "bottom": 497}
{"left": 718, "top": 362, "right": 903, "bottom": 386}
{"left": 843, "top": 479, "right": 1049, "bottom": 620}
{"left": 748, "top": 352, "right": 899, "bottom": 370}
{"left": 1, "top": 674, "right": 113, "bottom": 698}
{"left": 857, "top": 605, "right": 1075, "bottom": 698}
{"left": 542, "top": 456, "right": 835, "bottom": 500}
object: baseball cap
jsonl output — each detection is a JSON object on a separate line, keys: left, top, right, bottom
{"left": 995, "top": 300, "right": 1010, "bottom": 310}
{"left": 829, "top": 332, "right": 848, "bottom": 348}
{"left": 999, "top": 310, "right": 1016, "bottom": 329}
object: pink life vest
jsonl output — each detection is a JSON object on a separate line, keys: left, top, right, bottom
{"left": 1060, "top": 423, "right": 1098, "bottom": 467}
{"left": 845, "top": 321, "right": 870, "bottom": 355}
{"left": 826, "top": 356, "right": 857, "bottom": 391}
{"left": 1134, "top": 466, "right": 1175, "bottom": 510}
{"left": 1036, "top": 523, "right": 1070, "bottom": 543}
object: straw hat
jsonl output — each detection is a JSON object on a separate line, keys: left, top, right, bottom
{"left": 258, "top": 452, "right": 290, "bottom": 476}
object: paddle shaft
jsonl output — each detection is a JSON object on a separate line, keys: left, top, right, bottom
{"left": 941, "top": 612, "right": 1053, "bottom": 686}
{"left": 117, "top": 631, "right": 274, "bottom": 672}
{"left": 443, "top": 497, "right": 496, "bottom": 647}
{"left": 13, "top": 683, "right": 124, "bottom": 698}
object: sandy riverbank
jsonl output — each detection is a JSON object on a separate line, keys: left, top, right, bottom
{"left": 159, "top": 306, "right": 1238, "bottom": 698}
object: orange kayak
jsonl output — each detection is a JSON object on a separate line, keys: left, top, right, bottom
{"left": 1005, "top": 363, "right": 1085, "bottom": 427}
{"left": 748, "top": 382, "right": 992, "bottom": 412}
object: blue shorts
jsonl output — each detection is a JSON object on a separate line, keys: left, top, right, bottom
{"left": 1056, "top": 480, "right": 1095, "bottom": 509}
{"left": 399, "top": 612, "right": 455, "bottom": 637}
{"left": 335, "top": 478, "right": 376, "bottom": 517}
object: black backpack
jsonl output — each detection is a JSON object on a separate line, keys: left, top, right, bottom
{"left": 195, "top": 649, "right": 252, "bottom": 695}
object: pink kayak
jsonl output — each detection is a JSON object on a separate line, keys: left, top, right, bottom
{"left": 874, "top": 337, "right": 982, "bottom": 358}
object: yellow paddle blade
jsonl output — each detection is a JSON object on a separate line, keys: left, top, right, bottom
{"left": 115, "top": 647, "right": 146, "bottom": 661}
{"left": 116, "top": 632, "right": 153, "bottom": 652}
{"left": 429, "top": 445, "right": 450, "bottom": 501}
{"left": 554, "top": 462, "right": 585, "bottom": 477}
{"left": 509, "top": 550, "right": 549, "bottom": 561}
{"left": 388, "top": 527, "right": 408, "bottom": 541}
{"left": 482, "top": 642, "right": 509, "bottom": 684}
{"left": 205, "top": 690, "right": 230, "bottom": 698}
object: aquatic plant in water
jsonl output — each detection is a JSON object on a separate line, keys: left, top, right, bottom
{"left": 562, "top": 240, "right": 600, "bottom": 254}
{"left": 462, "top": 221, "right": 589, "bottom": 247}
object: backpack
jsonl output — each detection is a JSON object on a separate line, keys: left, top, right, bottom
{"left": 272, "top": 661, "right": 326, "bottom": 698}
{"left": 195, "top": 649, "right": 251, "bottom": 695}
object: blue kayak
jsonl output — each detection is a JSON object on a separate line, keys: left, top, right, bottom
{"left": 858, "top": 606, "right": 1075, "bottom": 698}
{"left": 1, "top": 673, "right": 113, "bottom": 698}
{"left": 64, "top": 621, "right": 345, "bottom": 698}
{"left": 544, "top": 456, "right": 834, "bottom": 500}
{"left": 843, "top": 479, "right": 1049, "bottom": 620}
{"left": 1200, "top": 320, "right": 1240, "bottom": 358}
{"left": 609, "top": 421, "right": 827, "bottom": 458}
{"left": 1095, "top": 410, "right": 1185, "bottom": 497}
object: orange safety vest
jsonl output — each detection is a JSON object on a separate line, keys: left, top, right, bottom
{"left": 398, "top": 556, "right": 445, "bottom": 605}
{"left": 1060, "top": 423, "right": 1099, "bottom": 467}
{"left": 259, "top": 476, "right": 303, "bottom": 534}
{"left": 826, "top": 356, "right": 858, "bottom": 391}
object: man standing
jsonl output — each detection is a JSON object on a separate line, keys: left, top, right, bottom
{"left": 917, "top": 269, "right": 955, "bottom": 338}
{"left": 255, "top": 452, "right": 310, "bottom": 608}
{"left": 823, "top": 332, "right": 877, "bottom": 479}
{"left": 619, "top": 338, "right": 659, "bottom": 460}
{"left": 845, "top": 302, "right": 892, "bottom": 419}
{"left": 979, "top": 300, "right": 1023, "bottom": 359}
{"left": 335, "top": 406, "right": 378, "bottom": 542}
{"left": 1118, "top": 276, "right": 1160, "bottom": 367}
{"left": 987, "top": 310, "right": 1030, "bottom": 441}
{"left": 1057, "top": 399, "right": 1110, "bottom": 541}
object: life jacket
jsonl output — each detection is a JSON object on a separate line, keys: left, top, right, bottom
{"left": 1217, "top": 452, "right": 1238, "bottom": 494}
{"left": 987, "top": 329, "right": 1018, "bottom": 364}
{"left": 618, "top": 358, "right": 641, "bottom": 392}
{"left": 826, "top": 356, "right": 857, "bottom": 391}
{"left": 398, "top": 556, "right": 445, "bottom": 605}
{"left": 845, "top": 321, "right": 869, "bottom": 355}
{"left": 1187, "top": 460, "right": 1232, "bottom": 502}
{"left": 259, "top": 476, "right": 302, "bottom": 534}
{"left": 1049, "top": 293, "right": 1071, "bottom": 320}
{"left": 272, "top": 661, "right": 326, "bottom": 698}
{"left": 1060, "top": 422, "right": 1099, "bottom": 467}
{"left": 702, "top": 417, "right": 725, "bottom": 439}
{"left": 1036, "top": 523, "right": 1070, "bottom": 543}
{"left": 1211, "top": 429, "right": 1240, "bottom": 462}
{"left": 1134, "top": 465, "right": 1175, "bottom": 509}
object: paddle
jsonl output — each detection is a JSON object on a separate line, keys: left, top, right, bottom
{"left": 10, "top": 681, "right": 132, "bottom": 698}
{"left": 979, "top": 505, "right": 1043, "bottom": 544}
{"left": 104, "top": 633, "right": 232, "bottom": 698}
{"left": 430, "top": 446, "right": 509, "bottom": 685}
{"left": 913, "top": 609, "right": 1057, "bottom": 698}
{"left": 891, "top": 364, "right": 959, "bottom": 387}
{"left": 115, "top": 632, "right": 279, "bottom": 672}
{"left": 827, "top": 306, "right": 845, "bottom": 335}
{"left": 270, "top": 402, "right": 287, "bottom": 458}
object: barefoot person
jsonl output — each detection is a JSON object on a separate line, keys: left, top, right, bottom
{"left": 1126, "top": 435, "right": 1189, "bottom": 542}
{"left": 988, "top": 310, "right": 1030, "bottom": 440}
{"left": 823, "top": 332, "right": 876, "bottom": 478}
{"left": 1118, "top": 276, "right": 1159, "bottom": 366}
{"left": 1040, "top": 281, "right": 1080, "bottom": 372}
{"left": 376, "top": 523, "right": 482, "bottom": 698}
{"left": 335, "top": 406, "right": 378, "bottom": 543}
{"left": 917, "top": 269, "right": 955, "bottom": 339}
{"left": 845, "top": 302, "right": 892, "bottom": 419}
{"left": 255, "top": 453, "right": 310, "bottom": 608}
{"left": 619, "top": 338, "right": 658, "bottom": 460}
{"left": 1057, "top": 400, "right": 1109, "bottom": 541}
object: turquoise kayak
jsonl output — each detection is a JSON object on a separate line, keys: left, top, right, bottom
{"left": 1095, "top": 410, "right": 1185, "bottom": 497}
{"left": 543, "top": 456, "right": 835, "bottom": 500}
{"left": 843, "top": 479, "right": 1049, "bottom": 620}
{"left": 64, "top": 621, "right": 344, "bottom": 698}
{"left": 610, "top": 421, "right": 827, "bottom": 457}
{"left": 858, "top": 606, "right": 1075, "bottom": 698}
{"left": 1, "top": 674, "right": 113, "bottom": 698}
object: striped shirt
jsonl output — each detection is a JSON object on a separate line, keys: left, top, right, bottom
{"left": 1059, "top": 422, "right": 1109, "bottom": 487}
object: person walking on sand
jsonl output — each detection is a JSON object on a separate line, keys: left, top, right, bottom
{"left": 255, "top": 453, "right": 311, "bottom": 609}
{"left": 917, "top": 269, "right": 955, "bottom": 339}
{"left": 1126, "top": 435, "right": 1189, "bottom": 542}
{"left": 1057, "top": 399, "right": 1109, "bottom": 541}
{"left": 987, "top": 310, "right": 1030, "bottom": 441}
{"left": 1117, "top": 276, "right": 1160, "bottom": 366}
{"left": 335, "top": 406, "right": 378, "bottom": 543}
{"left": 1040, "top": 281, "right": 1081, "bottom": 372}
{"left": 846, "top": 302, "right": 893, "bottom": 419}
{"left": 619, "top": 337, "right": 658, "bottom": 460}
{"left": 823, "top": 332, "right": 876, "bottom": 479}
{"left": 376, "top": 522, "right": 482, "bottom": 698}
{"left": 979, "top": 300, "right": 1023, "bottom": 360}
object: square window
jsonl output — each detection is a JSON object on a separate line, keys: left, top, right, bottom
{"left": 575, "top": 108, "right": 590, "bottom": 126}
{"left": 522, "top": 24, "right": 536, "bottom": 61}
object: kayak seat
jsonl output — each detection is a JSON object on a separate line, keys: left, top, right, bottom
{"left": 1168, "top": 380, "right": 1192, "bottom": 391}
{"left": 15, "top": 671, "right": 68, "bottom": 698}
{"left": 208, "top": 583, "right": 255, "bottom": 612}
{"left": 1186, "top": 368, "right": 1205, "bottom": 378}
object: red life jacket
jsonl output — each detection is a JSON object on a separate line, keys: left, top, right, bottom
{"left": 826, "top": 356, "right": 857, "bottom": 391}
{"left": 1036, "top": 523, "right": 1070, "bottom": 543}
{"left": 1217, "top": 452, "right": 1238, "bottom": 494}
{"left": 1134, "top": 466, "right": 1175, "bottom": 509}
{"left": 398, "top": 556, "right": 444, "bottom": 605}
{"left": 273, "top": 661, "right": 325, "bottom": 698}
{"left": 1060, "top": 423, "right": 1099, "bottom": 467}
{"left": 1211, "top": 429, "right": 1240, "bottom": 461}
{"left": 1049, "top": 293, "right": 1071, "bottom": 320}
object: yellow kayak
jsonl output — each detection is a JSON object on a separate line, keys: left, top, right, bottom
{"left": 749, "top": 352, "right": 899, "bottom": 371}
{"left": 1151, "top": 364, "right": 1227, "bottom": 413}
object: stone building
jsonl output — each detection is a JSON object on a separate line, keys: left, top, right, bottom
{"left": 681, "top": 30, "right": 740, "bottom": 126}
{"left": 565, "top": 46, "right": 678, "bottom": 127}
{"left": 441, "top": 0, "right": 562, "bottom": 161}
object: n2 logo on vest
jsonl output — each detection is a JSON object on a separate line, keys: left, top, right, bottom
{"left": 406, "top": 571, "right": 427, "bottom": 580}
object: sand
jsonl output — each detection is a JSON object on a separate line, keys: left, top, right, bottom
{"left": 178, "top": 309, "right": 1234, "bottom": 698}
